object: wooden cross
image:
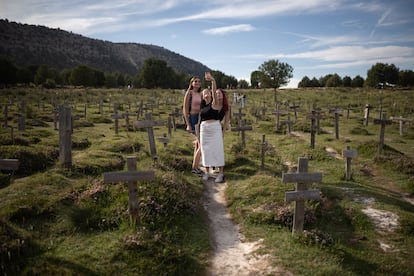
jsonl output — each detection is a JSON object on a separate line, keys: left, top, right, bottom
{"left": 364, "top": 104, "right": 373, "bottom": 126}
{"left": 390, "top": 116, "right": 412, "bottom": 136}
{"left": 289, "top": 103, "right": 300, "bottom": 120}
{"left": 261, "top": 134, "right": 268, "bottom": 170}
{"left": 232, "top": 108, "right": 246, "bottom": 126}
{"left": 271, "top": 105, "right": 287, "bottom": 131}
{"left": 376, "top": 98, "right": 385, "bottom": 119}
{"left": 282, "top": 157, "right": 322, "bottom": 234}
{"left": 231, "top": 119, "right": 252, "bottom": 148}
{"left": 103, "top": 156, "right": 154, "bottom": 222}
{"left": 122, "top": 110, "right": 130, "bottom": 131}
{"left": 373, "top": 113, "right": 393, "bottom": 154}
{"left": 281, "top": 114, "right": 294, "bottom": 135}
{"left": 0, "top": 159, "right": 20, "bottom": 171}
{"left": 3, "top": 103, "right": 9, "bottom": 127}
{"left": 342, "top": 146, "right": 358, "bottom": 181}
{"left": 157, "top": 133, "right": 170, "bottom": 148}
{"left": 98, "top": 99, "right": 104, "bottom": 115}
{"left": 346, "top": 104, "right": 353, "bottom": 119}
{"left": 306, "top": 111, "right": 324, "bottom": 148}
{"left": 329, "top": 107, "right": 343, "bottom": 139}
{"left": 59, "top": 104, "right": 72, "bottom": 168}
{"left": 18, "top": 100, "right": 26, "bottom": 131}
{"left": 112, "top": 104, "right": 124, "bottom": 135}
{"left": 168, "top": 108, "right": 182, "bottom": 132}
{"left": 134, "top": 113, "right": 165, "bottom": 160}
{"left": 83, "top": 103, "right": 87, "bottom": 120}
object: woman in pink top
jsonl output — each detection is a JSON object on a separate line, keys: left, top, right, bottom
{"left": 183, "top": 76, "right": 202, "bottom": 174}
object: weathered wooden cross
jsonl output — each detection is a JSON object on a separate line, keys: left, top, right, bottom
{"left": 306, "top": 111, "right": 324, "bottom": 148}
{"left": 3, "top": 103, "right": 10, "bottom": 127}
{"left": 329, "top": 107, "right": 343, "bottom": 139}
{"left": 103, "top": 156, "right": 154, "bottom": 222}
{"left": 232, "top": 108, "right": 246, "bottom": 126}
{"left": 18, "top": 100, "right": 26, "bottom": 131}
{"left": 282, "top": 157, "right": 322, "bottom": 234}
{"left": 364, "top": 104, "right": 373, "bottom": 126}
{"left": 231, "top": 119, "right": 253, "bottom": 148}
{"left": 342, "top": 146, "right": 358, "bottom": 181}
{"left": 373, "top": 113, "right": 393, "bottom": 154}
{"left": 122, "top": 110, "right": 130, "bottom": 131}
{"left": 281, "top": 114, "right": 294, "bottom": 135}
{"left": 289, "top": 102, "right": 300, "bottom": 120}
{"left": 261, "top": 134, "right": 268, "bottom": 170}
{"left": 346, "top": 104, "right": 353, "bottom": 119}
{"left": 168, "top": 108, "right": 182, "bottom": 133}
{"left": 112, "top": 104, "right": 124, "bottom": 135}
{"left": 390, "top": 116, "right": 412, "bottom": 136}
{"left": 157, "top": 133, "right": 170, "bottom": 148}
{"left": 134, "top": 113, "right": 165, "bottom": 160}
{"left": 59, "top": 104, "right": 72, "bottom": 168}
{"left": 271, "top": 104, "right": 287, "bottom": 131}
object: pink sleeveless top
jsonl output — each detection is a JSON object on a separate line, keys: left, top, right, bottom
{"left": 190, "top": 91, "right": 201, "bottom": 114}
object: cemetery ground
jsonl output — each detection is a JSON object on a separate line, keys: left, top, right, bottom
{"left": 0, "top": 86, "right": 413, "bottom": 275}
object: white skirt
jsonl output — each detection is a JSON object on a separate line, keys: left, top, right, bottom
{"left": 200, "top": 120, "right": 225, "bottom": 167}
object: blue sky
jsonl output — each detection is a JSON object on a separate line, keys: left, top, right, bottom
{"left": 2, "top": 0, "right": 414, "bottom": 87}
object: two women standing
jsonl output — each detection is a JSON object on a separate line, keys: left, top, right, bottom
{"left": 183, "top": 72, "right": 229, "bottom": 183}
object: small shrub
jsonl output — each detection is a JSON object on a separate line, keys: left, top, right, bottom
{"left": 295, "top": 229, "right": 334, "bottom": 247}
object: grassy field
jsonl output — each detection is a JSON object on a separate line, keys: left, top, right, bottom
{"left": 0, "top": 86, "right": 413, "bottom": 275}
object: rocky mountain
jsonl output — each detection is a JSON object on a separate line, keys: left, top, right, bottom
{"left": 0, "top": 19, "right": 210, "bottom": 77}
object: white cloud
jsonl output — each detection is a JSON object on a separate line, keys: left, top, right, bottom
{"left": 203, "top": 24, "right": 254, "bottom": 35}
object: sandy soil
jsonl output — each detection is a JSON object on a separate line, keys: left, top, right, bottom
{"left": 203, "top": 177, "right": 290, "bottom": 276}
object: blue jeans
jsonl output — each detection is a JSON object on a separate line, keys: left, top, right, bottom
{"left": 190, "top": 114, "right": 199, "bottom": 134}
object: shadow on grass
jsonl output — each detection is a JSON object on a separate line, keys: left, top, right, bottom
{"left": 25, "top": 257, "right": 100, "bottom": 275}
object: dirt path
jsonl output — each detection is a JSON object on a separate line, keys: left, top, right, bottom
{"left": 203, "top": 178, "right": 290, "bottom": 275}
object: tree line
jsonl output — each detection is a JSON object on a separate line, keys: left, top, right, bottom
{"left": 1, "top": 56, "right": 413, "bottom": 89}
{"left": 298, "top": 63, "right": 414, "bottom": 88}
{"left": 0, "top": 57, "right": 241, "bottom": 89}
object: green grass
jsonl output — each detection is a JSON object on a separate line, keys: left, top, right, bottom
{"left": 1, "top": 87, "right": 413, "bottom": 275}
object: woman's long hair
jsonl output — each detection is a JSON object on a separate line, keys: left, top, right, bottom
{"left": 189, "top": 76, "right": 201, "bottom": 92}
{"left": 217, "top": 88, "right": 229, "bottom": 112}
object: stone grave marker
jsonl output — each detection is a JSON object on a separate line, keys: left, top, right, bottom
{"left": 103, "top": 156, "right": 155, "bottom": 222}
{"left": 282, "top": 157, "right": 322, "bottom": 234}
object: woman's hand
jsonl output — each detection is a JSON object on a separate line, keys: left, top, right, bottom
{"left": 205, "top": 71, "right": 213, "bottom": 81}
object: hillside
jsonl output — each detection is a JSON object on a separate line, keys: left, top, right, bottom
{"left": 0, "top": 19, "right": 209, "bottom": 77}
